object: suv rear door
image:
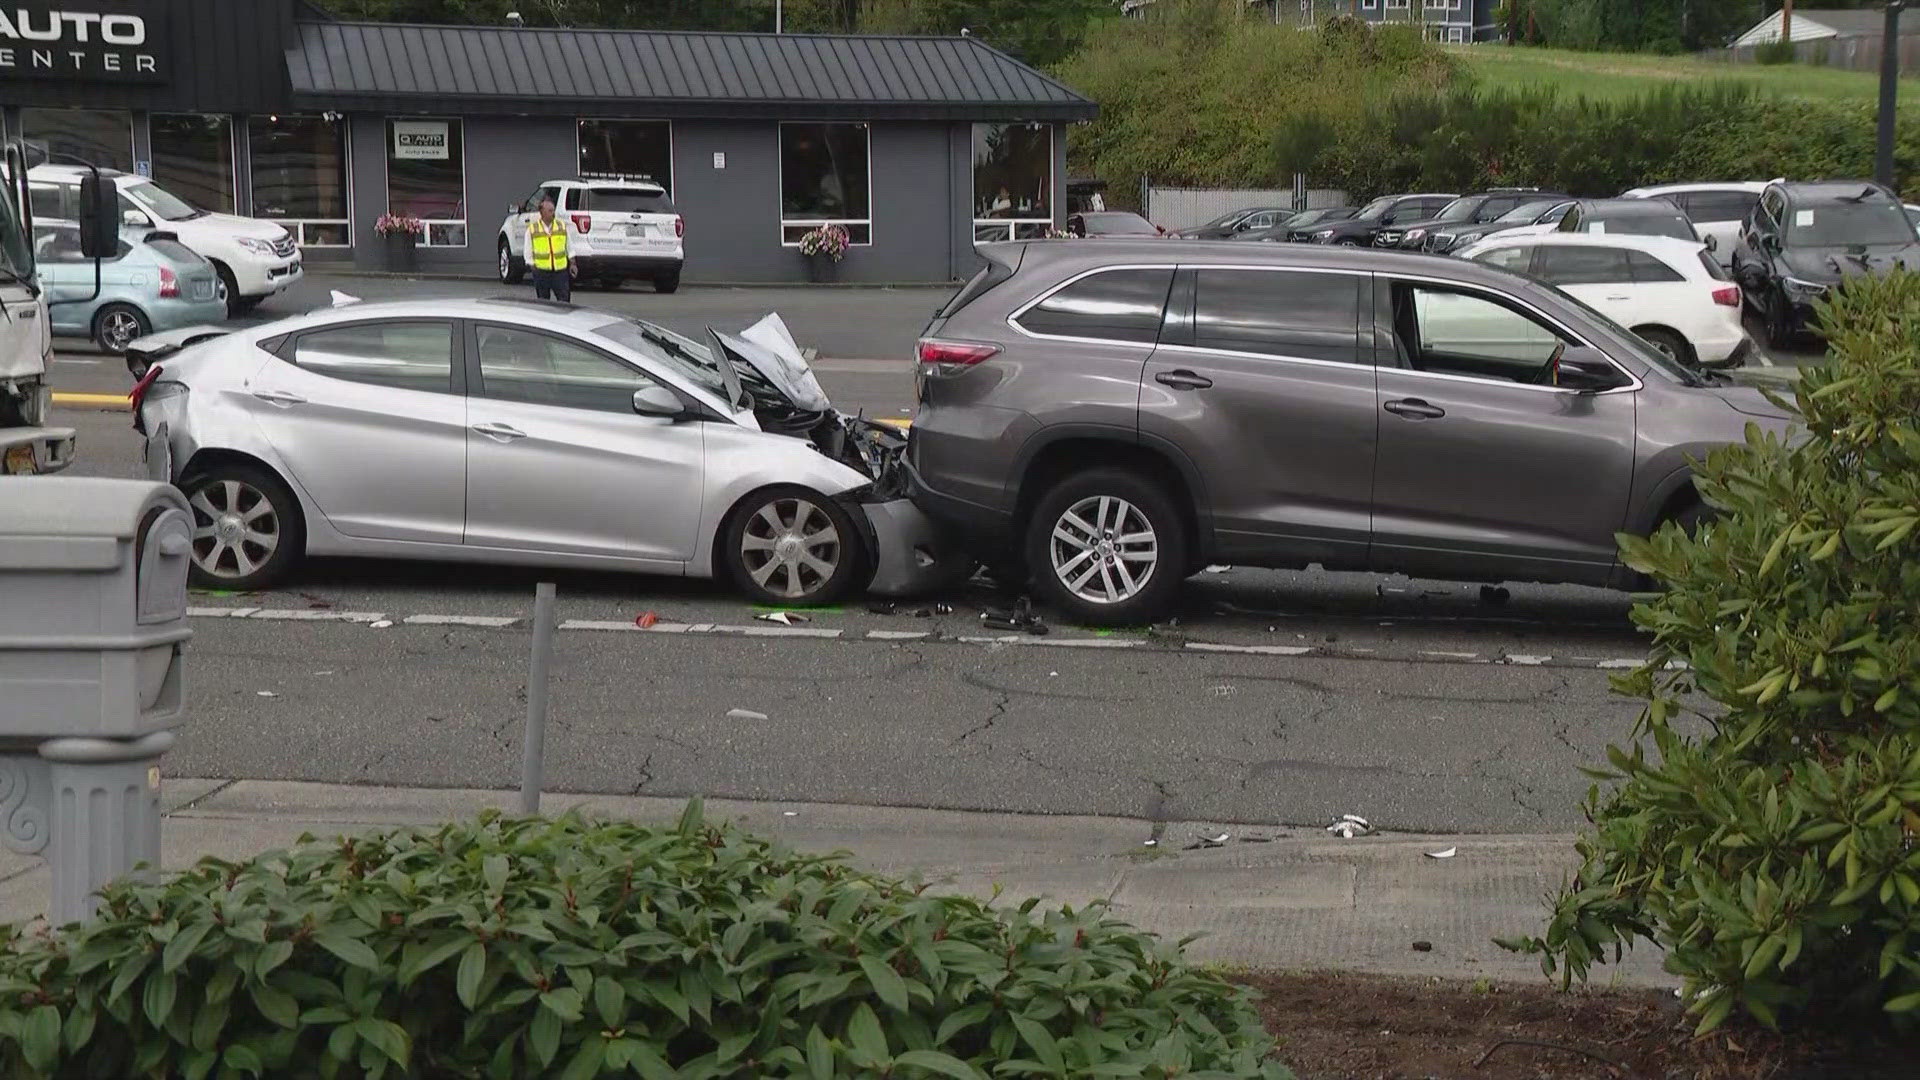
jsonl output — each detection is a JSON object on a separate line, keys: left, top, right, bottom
{"left": 1139, "top": 265, "right": 1375, "bottom": 568}
{"left": 571, "top": 186, "right": 681, "bottom": 257}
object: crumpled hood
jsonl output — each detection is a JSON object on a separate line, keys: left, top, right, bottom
{"left": 710, "top": 313, "right": 831, "bottom": 414}
{"left": 1781, "top": 243, "right": 1920, "bottom": 284}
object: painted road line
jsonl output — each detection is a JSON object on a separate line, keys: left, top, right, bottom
{"left": 955, "top": 635, "right": 1140, "bottom": 648}
{"left": 1597, "top": 658, "right": 1642, "bottom": 669}
{"left": 1185, "top": 642, "right": 1313, "bottom": 657}
{"left": 706, "top": 623, "right": 844, "bottom": 639}
{"left": 246, "top": 609, "right": 387, "bottom": 622}
{"left": 559, "top": 619, "right": 692, "bottom": 633}
{"left": 867, "top": 630, "right": 930, "bottom": 640}
{"left": 1420, "top": 650, "right": 1486, "bottom": 661}
{"left": 186, "top": 606, "right": 238, "bottom": 618}
{"left": 1501, "top": 655, "right": 1553, "bottom": 666}
{"left": 50, "top": 392, "right": 129, "bottom": 410}
{"left": 403, "top": 614, "right": 521, "bottom": 628}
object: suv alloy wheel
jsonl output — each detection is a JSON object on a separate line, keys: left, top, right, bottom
{"left": 1025, "top": 469, "right": 1188, "bottom": 626}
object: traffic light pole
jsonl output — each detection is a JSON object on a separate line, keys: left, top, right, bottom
{"left": 1879, "top": 2, "right": 1904, "bottom": 189}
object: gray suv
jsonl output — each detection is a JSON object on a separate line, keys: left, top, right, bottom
{"left": 907, "top": 241, "right": 1787, "bottom": 624}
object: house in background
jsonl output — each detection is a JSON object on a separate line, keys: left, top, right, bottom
{"left": 1731, "top": 7, "right": 1920, "bottom": 48}
{"left": 1123, "top": 0, "right": 1496, "bottom": 43}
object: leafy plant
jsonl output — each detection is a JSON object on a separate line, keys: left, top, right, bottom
{"left": 1499, "top": 272, "right": 1920, "bottom": 1034}
{"left": 0, "top": 804, "right": 1292, "bottom": 1078}
{"left": 796, "top": 224, "right": 851, "bottom": 262}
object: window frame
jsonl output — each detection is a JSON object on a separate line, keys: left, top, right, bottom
{"left": 574, "top": 118, "right": 675, "bottom": 197}
{"left": 280, "top": 317, "right": 464, "bottom": 396}
{"left": 385, "top": 117, "right": 468, "bottom": 248}
{"left": 1372, "top": 273, "right": 1641, "bottom": 396}
{"left": 465, "top": 319, "right": 668, "bottom": 415}
{"left": 778, "top": 120, "right": 874, "bottom": 248}
{"left": 1163, "top": 265, "right": 1370, "bottom": 368}
{"left": 971, "top": 121, "right": 1055, "bottom": 245}
{"left": 1006, "top": 263, "right": 1177, "bottom": 346}
{"left": 246, "top": 113, "right": 354, "bottom": 248}
{"left": 149, "top": 112, "right": 239, "bottom": 215}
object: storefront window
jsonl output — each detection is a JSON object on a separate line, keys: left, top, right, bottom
{"left": 151, "top": 114, "right": 235, "bottom": 213}
{"left": 972, "top": 123, "right": 1052, "bottom": 244}
{"left": 248, "top": 114, "right": 351, "bottom": 247}
{"left": 577, "top": 120, "right": 672, "bottom": 195}
{"left": 779, "top": 122, "right": 870, "bottom": 246}
{"left": 386, "top": 118, "right": 466, "bottom": 247}
{"left": 18, "top": 108, "right": 132, "bottom": 172}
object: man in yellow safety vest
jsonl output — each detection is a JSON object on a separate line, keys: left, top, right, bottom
{"left": 526, "top": 196, "right": 572, "bottom": 302}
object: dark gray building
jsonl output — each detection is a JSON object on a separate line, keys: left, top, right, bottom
{"left": 0, "top": 0, "right": 1095, "bottom": 283}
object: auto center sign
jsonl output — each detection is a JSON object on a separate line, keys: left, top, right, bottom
{"left": 0, "top": 3, "right": 166, "bottom": 82}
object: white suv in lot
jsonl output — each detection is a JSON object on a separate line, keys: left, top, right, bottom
{"left": 26, "top": 165, "right": 302, "bottom": 316}
{"left": 497, "top": 178, "right": 684, "bottom": 293}
{"left": 1618, "top": 181, "right": 1769, "bottom": 267}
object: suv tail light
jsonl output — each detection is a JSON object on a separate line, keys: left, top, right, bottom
{"left": 571, "top": 214, "right": 591, "bottom": 234}
{"left": 1712, "top": 286, "right": 1741, "bottom": 307}
{"left": 917, "top": 339, "right": 1000, "bottom": 375}
{"left": 674, "top": 215, "right": 685, "bottom": 238}
{"left": 157, "top": 266, "right": 179, "bottom": 298}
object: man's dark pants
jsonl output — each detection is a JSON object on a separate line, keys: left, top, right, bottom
{"left": 531, "top": 267, "right": 571, "bottom": 302}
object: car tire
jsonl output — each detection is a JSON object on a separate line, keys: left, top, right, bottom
{"left": 1336, "top": 238, "right": 1360, "bottom": 247}
{"left": 1025, "top": 469, "right": 1188, "bottom": 626}
{"left": 1634, "top": 327, "right": 1692, "bottom": 366}
{"left": 654, "top": 271, "right": 681, "bottom": 294}
{"left": 1671, "top": 501, "right": 1716, "bottom": 538}
{"left": 498, "top": 240, "right": 526, "bottom": 284}
{"left": 180, "top": 463, "right": 304, "bottom": 591}
{"left": 1764, "top": 289, "right": 1796, "bottom": 351}
{"left": 92, "top": 303, "right": 150, "bottom": 354}
{"left": 721, "top": 486, "right": 866, "bottom": 607}
{"left": 212, "top": 262, "right": 243, "bottom": 318}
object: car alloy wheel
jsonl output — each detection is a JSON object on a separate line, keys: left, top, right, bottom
{"left": 1048, "top": 495, "right": 1158, "bottom": 606}
{"left": 498, "top": 245, "right": 512, "bottom": 282}
{"left": 189, "top": 478, "right": 282, "bottom": 582}
{"left": 96, "top": 307, "right": 145, "bottom": 353}
{"left": 739, "top": 496, "right": 845, "bottom": 601}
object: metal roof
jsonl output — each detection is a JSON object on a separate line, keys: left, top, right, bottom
{"left": 285, "top": 21, "right": 1097, "bottom": 121}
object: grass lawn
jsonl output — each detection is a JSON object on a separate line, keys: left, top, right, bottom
{"left": 1455, "top": 44, "right": 1920, "bottom": 105}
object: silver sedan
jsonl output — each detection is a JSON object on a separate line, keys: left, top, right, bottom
{"left": 128, "top": 297, "right": 957, "bottom": 605}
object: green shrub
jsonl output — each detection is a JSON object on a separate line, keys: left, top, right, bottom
{"left": 1499, "top": 272, "right": 1920, "bottom": 1033}
{"left": 0, "top": 804, "right": 1291, "bottom": 1078}
{"left": 1755, "top": 39, "right": 1798, "bottom": 66}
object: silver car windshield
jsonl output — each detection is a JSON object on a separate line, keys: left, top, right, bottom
{"left": 593, "top": 318, "right": 734, "bottom": 403}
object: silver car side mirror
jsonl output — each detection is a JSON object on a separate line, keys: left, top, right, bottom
{"left": 632, "top": 385, "right": 684, "bottom": 418}
{"left": 121, "top": 209, "right": 149, "bottom": 228}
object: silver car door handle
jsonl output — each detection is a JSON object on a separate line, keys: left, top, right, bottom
{"left": 251, "top": 389, "right": 306, "bottom": 407}
{"left": 471, "top": 422, "right": 527, "bottom": 442}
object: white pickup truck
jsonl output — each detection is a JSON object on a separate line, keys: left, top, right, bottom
{"left": 1, "top": 151, "right": 95, "bottom": 476}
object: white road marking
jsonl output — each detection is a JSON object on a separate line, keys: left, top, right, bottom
{"left": 245, "top": 609, "right": 386, "bottom": 622}
{"left": 867, "top": 630, "right": 930, "bottom": 640}
{"left": 706, "top": 623, "right": 844, "bottom": 639}
{"left": 1419, "top": 650, "right": 1484, "bottom": 661}
{"left": 1597, "top": 658, "right": 1642, "bottom": 669}
{"left": 1185, "top": 642, "right": 1312, "bottom": 656}
{"left": 956, "top": 635, "right": 1140, "bottom": 648}
{"left": 403, "top": 614, "right": 520, "bottom": 628}
{"left": 54, "top": 357, "right": 101, "bottom": 365}
{"left": 1502, "top": 654, "right": 1552, "bottom": 665}
{"left": 559, "top": 619, "right": 641, "bottom": 632}
{"left": 186, "top": 606, "right": 235, "bottom": 617}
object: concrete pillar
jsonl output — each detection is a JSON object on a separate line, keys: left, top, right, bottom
{"left": 39, "top": 732, "right": 173, "bottom": 924}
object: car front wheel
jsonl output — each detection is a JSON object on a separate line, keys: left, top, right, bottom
{"left": 498, "top": 241, "right": 525, "bottom": 284}
{"left": 181, "top": 465, "right": 304, "bottom": 591}
{"left": 1025, "top": 469, "right": 1187, "bottom": 626}
{"left": 722, "top": 487, "right": 865, "bottom": 606}
{"left": 92, "top": 303, "right": 150, "bottom": 354}
{"left": 1764, "top": 288, "right": 1796, "bottom": 350}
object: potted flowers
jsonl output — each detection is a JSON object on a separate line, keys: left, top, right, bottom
{"left": 375, "top": 213, "right": 425, "bottom": 273}
{"left": 796, "top": 224, "right": 850, "bottom": 283}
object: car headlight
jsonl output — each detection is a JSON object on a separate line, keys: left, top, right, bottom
{"left": 1311, "top": 230, "right": 1336, "bottom": 242}
{"left": 1404, "top": 228, "right": 1427, "bottom": 242}
{"left": 236, "top": 237, "right": 277, "bottom": 256}
{"left": 1782, "top": 276, "right": 1830, "bottom": 298}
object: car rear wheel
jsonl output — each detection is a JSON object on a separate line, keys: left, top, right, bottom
{"left": 92, "top": 303, "right": 150, "bottom": 354}
{"left": 181, "top": 464, "right": 304, "bottom": 591}
{"left": 498, "top": 241, "right": 525, "bottom": 284}
{"left": 1026, "top": 469, "right": 1187, "bottom": 626}
{"left": 654, "top": 271, "right": 681, "bottom": 294}
{"left": 722, "top": 487, "right": 865, "bottom": 606}
{"left": 1764, "top": 289, "right": 1796, "bottom": 351}
{"left": 1634, "top": 327, "right": 1691, "bottom": 366}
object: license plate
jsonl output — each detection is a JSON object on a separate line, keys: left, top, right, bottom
{"left": 4, "top": 445, "right": 35, "bottom": 475}
{"left": 625, "top": 224, "right": 652, "bottom": 238}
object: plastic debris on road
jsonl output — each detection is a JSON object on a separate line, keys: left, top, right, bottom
{"left": 369, "top": 620, "right": 394, "bottom": 629}
{"left": 782, "top": 811, "right": 798, "bottom": 817}
{"left": 329, "top": 290, "right": 361, "bottom": 306}
{"left": 1184, "top": 832, "right": 1230, "bottom": 850}
{"left": 1326, "top": 814, "right": 1373, "bottom": 839}
{"left": 1142, "top": 838, "right": 1158, "bottom": 847}
{"left": 1425, "top": 846, "right": 1458, "bottom": 859}
{"left": 634, "top": 611, "right": 660, "bottom": 629}
{"left": 725, "top": 708, "right": 769, "bottom": 721}
{"left": 981, "top": 596, "right": 1047, "bottom": 636}
{"left": 755, "top": 611, "right": 811, "bottom": 625}
{"left": 1203, "top": 564, "right": 1232, "bottom": 574}
{"left": 1411, "top": 940, "right": 1434, "bottom": 952}
{"left": 867, "top": 601, "right": 897, "bottom": 615}
{"left": 255, "top": 691, "right": 278, "bottom": 698}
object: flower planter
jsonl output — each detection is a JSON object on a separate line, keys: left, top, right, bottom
{"left": 383, "top": 231, "right": 419, "bottom": 273}
{"left": 806, "top": 254, "right": 839, "bottom": 284}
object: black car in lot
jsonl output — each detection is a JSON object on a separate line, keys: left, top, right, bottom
{"left": 1384, "top": 189, "right": 1569, "bottom": 250}
{"left": 1180, "top": 206, "right": 1294, "bottom": 239}
{"left": 1556, "top": 198, "right": 1704, "bottom": 244}
{"left": 1730, "top": 180, "right": 1920, "bottom": 347}
{"left": 1234, "top": 205, "right": 1359, "bottom": 242}
{"left": 1305, "top": 192, "right": 1456, "bottom": 246}
{"left": 1428, "top": 197, "right": 1575, "bottom": 253}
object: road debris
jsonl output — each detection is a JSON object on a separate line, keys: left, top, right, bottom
{"left": 255, "top": 690, "right": 278, "bottom": 698}
{"left": 313, "top": 670, "right": 334, "bottom": 677}
{"left": 1411, "top": 940, "right": 1434, "bottom": 952}
{"left": 782, "top": 811, "right": 798, "bottom": 817}
{"left": 981, "top": 597, "right": 1047, "bottom": 635}
{"left": 1326, "top": 814, "right": 1373, "bottom": 839}
{"left": 755, "top": 611, "right": 811, "bottom": 625}
{"left": 867, "top": 601, "right": 897, "bottom": 615}
{"left": 1425, "top": 846, "right": 1459, "bottom": 859}
{"left": 634, "top": 611, "right": 660, "bottom": 629}
{"left": 1203, "top": 564, "right": 1232, "bottom": 574}
{"left": 1142, "top": 838, "right": 1157, "bottom": 847}
{"left": 1208, "top": 685, "right": 1236, "bottom": 698}
{"left": 1479, "top": 585, "right": 1511, "bottom": 604}
{"left": 725, "top": 708, "right": 769, "bottom": 721}
{"left": 369, "top": 620, "right": 394, "bottom": 629}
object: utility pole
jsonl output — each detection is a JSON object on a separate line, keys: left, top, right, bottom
{"left": 1879, "top": 2, "right": 1904, "bottom": 188}
{"left": 1781, "top": 0, "right": 1793, "bottom": 47}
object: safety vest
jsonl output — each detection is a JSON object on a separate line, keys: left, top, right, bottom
{"left": 528, "top": 218, "right": 569, "bottom": 271}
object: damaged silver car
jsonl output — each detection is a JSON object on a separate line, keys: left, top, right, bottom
{"left": 127, "top": 296, "right": 963, "bottom": 603}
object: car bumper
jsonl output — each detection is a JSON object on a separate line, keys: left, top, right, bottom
{"left": 902, "top": 453, "right": 1013, "bottom": 546}
{"left": 859, "top": 496, "right": 972, "bottom": 597}
{"left": 1, "top": 425, "right": 76, "bottom": 475}
{"left": 233, "top": 257, "right": 303, "bottom": 298}
{"left": 572, "top": 254, "right": 683, "bottom": 278}
{"left": 1693, "top": 327, "right": 1752, "bottom": 365}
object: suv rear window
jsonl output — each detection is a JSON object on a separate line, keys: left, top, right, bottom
{"left": 576, "top": 188, "right": 674, "bottom": 213}
{"left": 1014, "top": 268, "right": 1174, "bottom": 344}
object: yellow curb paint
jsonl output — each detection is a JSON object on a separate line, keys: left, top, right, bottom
{"left": 51, "top": 392, "right": 129, "bottom": 410}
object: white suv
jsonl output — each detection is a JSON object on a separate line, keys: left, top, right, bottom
{"left": 497, "top": 178, "right": 683, "bottom": 293}
{"left": 27, "top": 165, "right": 302, "bottom": 316}
{"left": 1618, "top": 182, "right": 1769, "bottom": 267}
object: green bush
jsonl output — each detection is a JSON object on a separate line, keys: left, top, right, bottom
{"left": 1499, "top": 272, "right": 1920, "bottom": 1033}
{"left": 1755, "top": 39, "right": 1798, "bottom": 66}
{"left": 0, "top": 804, "right": 1291, "bottom": 1078}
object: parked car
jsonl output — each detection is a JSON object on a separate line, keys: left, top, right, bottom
{"left": 26, "top": 165, "right": 301, "bottom": 317}
{"left": 1619, "top": 181, "right": 1766, "bottom": 266}
{"left": 34, "top": 222, "right": 226, "bottom": 353}
{"left": 1730, "top": 180, "right": 1920, "bottom": 348}
{"left": 1067, "top": 211, "right": 1163, "bottom": 238}
{"left": 910, "top": 240, "right": 1788, "bottom": 623}
{"left": 1428, "top": 198, "right": 1575, "bottom": 253}
{"left": 130, "top": 299, "right": 961, "bottom": 602}
{"left": 1383, "top": 189, "right": 1569, "bottom": 250}
{"left": 1179, "top": 206, "right": 1293, "bottom": 239}
{"left": 498, "top": 177, "right": 684, "bottom": 293}
{"left": 1306, "top": 193, "right": 1455, "bottom": 246}
{"left": 1556, "top": 199, "right": 1704, "bottom": 246}
{"left": 1457, "top": 232, "right": 1750, "bottom": 367}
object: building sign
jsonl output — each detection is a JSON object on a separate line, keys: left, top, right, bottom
{"left": 392, "top": 120, "right": 449, "bottom": 161}
{"left": 0, "top": 3, "right": 167, "bottom": 82}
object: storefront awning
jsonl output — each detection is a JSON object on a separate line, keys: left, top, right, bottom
{"left": 285, "top": 21, "right": 1098, "bottom": 122}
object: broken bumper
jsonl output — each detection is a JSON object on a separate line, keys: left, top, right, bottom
{"left": 860, "top": 497, "right": 972, "bottom": 598}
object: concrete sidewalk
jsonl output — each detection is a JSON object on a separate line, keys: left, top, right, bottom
{"left": 0, "top": 778, "right": 1671, "bottom": 988}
